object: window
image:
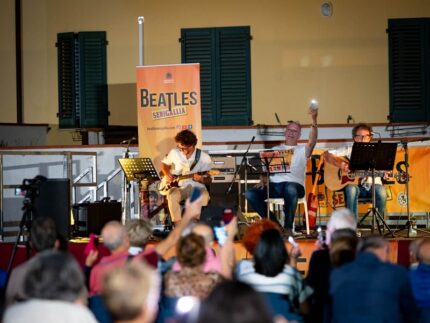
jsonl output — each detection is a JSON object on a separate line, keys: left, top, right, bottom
{"left": 388, "top": 18, "right": 430, "bottom": 122}
{"left": 57, "top": 32, "right": 108, "bottom": 128}
{"left": 181, "top": 26, "right": 252, "bottom": 126}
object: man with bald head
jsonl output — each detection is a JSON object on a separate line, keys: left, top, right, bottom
{"left": 89, "top": 221, "right": 130, "bottom": 295}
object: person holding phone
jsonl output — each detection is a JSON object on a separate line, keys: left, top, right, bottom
{"left": 161, "top": 130, "right": 213, "bottom": 226}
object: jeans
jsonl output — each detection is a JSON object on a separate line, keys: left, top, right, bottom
{"left": 344, "top": 184, "right": 387, "bottom": 219}
{"left": 245, "top": 182, "right": 305, "bottom": 229}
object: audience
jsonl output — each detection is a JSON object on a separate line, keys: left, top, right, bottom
{"left": 5, "top": 216, "right": 59, "bottom": 306}
{"left": 164, "top": 233, "right": 223, "bottom": 300}
{"left": 3, "top": 250, "right": 97, "bottom": 323}
{"left": 236, "top": 223, "right": 311, "bottom": 320}
{"left": 89, "top": 221, "right": 131, "bottom": 295}
{"left": 410, "top": 239, "right": 430, "bottom": 314}
{"left": 126, "top": 219, "right": 153, "bottom": 256}
{"left": 102, "top": 262, "right": 160, "bottom": 323}
{"left": 196, "top": 281, "right": 275, "bottom": 323}
{"left": 306, "top": 208, "right": 357, "bottom": 323}
{"left": 330, "top": 235, "right": 419, "bottom": 323}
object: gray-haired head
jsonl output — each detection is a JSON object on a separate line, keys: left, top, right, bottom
{"left": 326, "top": 208, "right": 357, "bottom": 245}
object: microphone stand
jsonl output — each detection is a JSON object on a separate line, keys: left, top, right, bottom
{"left": 226, "top": 136, "right": 255, "bottom": 213}
{"left": 121, "top": 139, "right": 133, "bottom": 224}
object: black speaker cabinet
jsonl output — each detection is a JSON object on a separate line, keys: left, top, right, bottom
{"left": 73, "top": 201, "right": 122, "bottom": 236}
{"left": 33, "top": 178, "right": 71, "bottom": 241}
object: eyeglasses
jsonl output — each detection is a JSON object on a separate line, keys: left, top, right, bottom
{"left": 177, "top": 145, "right": 193, "bottom": 152}
{"left": 354, "top": 134, "right": 371, "bottom": 140}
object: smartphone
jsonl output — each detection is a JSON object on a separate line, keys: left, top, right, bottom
{"left": 190, "top": 187, "right": 202, "bottom": 202}
{"left": 214, "top": 225, "right": 228, "bottom": 246}
{"left": 84, "top": 233, "right": 99, "bottom": 256}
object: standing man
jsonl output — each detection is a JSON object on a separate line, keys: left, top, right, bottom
{"left": 245, "top": 107, "right": 318, "bottom": 237}
{"left": 323, "top": 123, "right": 387, "bottom": 219}
{"left": 161, "top": 129, "right": 212, "bottom": 225}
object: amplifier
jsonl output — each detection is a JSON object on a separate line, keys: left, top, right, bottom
{"left": 211, "top": 156, "right": 236, "bottom": 174}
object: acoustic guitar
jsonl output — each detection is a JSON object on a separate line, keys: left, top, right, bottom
{"left": 324, "top": 160, "right": 393, "bottom": 191}
{"left": 306, "top": 159, "right": 324, "bottom": 228}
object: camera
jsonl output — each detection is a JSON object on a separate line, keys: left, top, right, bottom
{"left": 19, "top": 175, "right": 47, "bottom": 199}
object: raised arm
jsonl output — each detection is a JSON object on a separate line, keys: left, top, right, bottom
{"left": 306, "top": 107, "right": 318, "bottom": 158}
{"left": 154, "top": 195, "right": 202, "bottom": 256}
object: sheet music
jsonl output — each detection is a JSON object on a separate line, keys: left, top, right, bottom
{"left": 259, "top": 148, "right": 294, "bottom": 173}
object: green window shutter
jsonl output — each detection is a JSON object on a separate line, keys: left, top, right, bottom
{"left": 218, "top": 27, "right": 252, "bottom": 125}
{"left": 388, "top": 18, "right": 430, "bottom": 122}
{"left": 181, "top": 28, "right": 217, "bottom": 125}
{"left": 78, "top": 32, "right": 108, "bottom": 128}
{"left": 57, "top": 32, "right": 76, "bottom": 128}
{"left": 181, "top": 26, "right": 252, "bottom": 126}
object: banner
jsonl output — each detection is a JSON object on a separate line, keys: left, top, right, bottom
{"left": 136, "top": 64, "right": 202, "bottom": 172}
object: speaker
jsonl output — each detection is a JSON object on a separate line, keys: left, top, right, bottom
{"left": 33, "top": 178, "right": 71, "bottom": 241}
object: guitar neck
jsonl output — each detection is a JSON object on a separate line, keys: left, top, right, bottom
{"left": 351, "top": 170, "right": 389, "bottom": 177}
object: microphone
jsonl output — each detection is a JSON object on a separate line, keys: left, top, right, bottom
{"left": 121, "top": 136, "right": 137, "bottom": 144}
{"left": 275, "top": 113, "right": 282, "bottom": 125}
{"left": 251, "top": 136, "right": 256, "bottom": 142}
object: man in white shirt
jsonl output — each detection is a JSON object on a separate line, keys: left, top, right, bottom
{"left": 245, "top": 108, "right": 318, "bottom": 237}
{"left": 322, "top": 123, "right": 387, "bottom": 219}
{"left": 161, "top": 129, "right": 212, "bottom": 225}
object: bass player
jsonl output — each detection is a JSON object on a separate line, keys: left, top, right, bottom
{"left": 322, "top": 123, "right": 388, "bottom": 219}
{"left": 160, "top": 129, "right": 212, "bottom": 225}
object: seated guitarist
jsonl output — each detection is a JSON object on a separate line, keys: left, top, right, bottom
{"left": 161, "top": 129, "right": 212, "bottom": 225}
{"left": 322, "top": 123, "right": 387, "bottom": 219}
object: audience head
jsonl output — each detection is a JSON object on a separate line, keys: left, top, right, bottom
{"left": 101, "top": 221, "right": 129, "bottom": 253}
{"left": 417, "top": 239, "right": 430, "bottom": 265}
{"left": 409, "top": 238, "right": 424, "bottom": 266}
{"left": 103, "top": 262, "right": 160, "bottom": 323}
{"left": 197, "top": 280, "right": 272, "bottom": 323}
{"left": 358, "top": 235, "right": 389, "bottom": 262}
{"left": 177, "top": 233, "right": 206, "bottom": 269}
{"left": 126, "top": 219, "right": 152, "bottom": 248}
{"left": 254, "top": 229, "right": 288, "bottom": 277}
{"left": 242, "top": 219, "right": 281, "bottom": 255}
{"left": 30, "top": 216, "right": 58, "bottom": 252}
{"left": 23, "top": 250, "right": 87, "bottom": 303}
{"left": 329, "top": 229, "right": 358, "bottom": 268}
{"left": 192, "top": 223, "right": 214, "bottom": 246}
{"left": 326, "top": 208, "right": 357, "bottom": 245}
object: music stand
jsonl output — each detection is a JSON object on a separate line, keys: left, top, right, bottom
{"left": 248, "top": 149, "right": 293, "bottom": 221}
{"left": 349, "top": 142, "right": 397, "bottom": 236}
{"left": 118, "top": 158, "right": 160, "bottom": 221}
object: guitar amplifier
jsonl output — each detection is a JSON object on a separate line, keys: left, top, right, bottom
{"left": 211, "top": 156, "right": 236, "bottom": 183}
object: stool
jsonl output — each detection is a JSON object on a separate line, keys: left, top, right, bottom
{"left": 265, "top": 198, "right": 310, "bottom": 235}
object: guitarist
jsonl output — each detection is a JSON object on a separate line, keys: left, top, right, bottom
{"left": 161, "top": 129, "right": 212, "bottom": 225}
{"left": 322, "top": 123, "right": 387, "bottom": 219}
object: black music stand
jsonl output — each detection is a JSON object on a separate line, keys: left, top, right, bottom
{"left": 350, "top": 142, "right": 397, "bottom": 236}
{"left": 118, "top": 158, "right": 160, "bottom": 220}
{"left": 248, "top": 150, "right": 293, "bottom": 221}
